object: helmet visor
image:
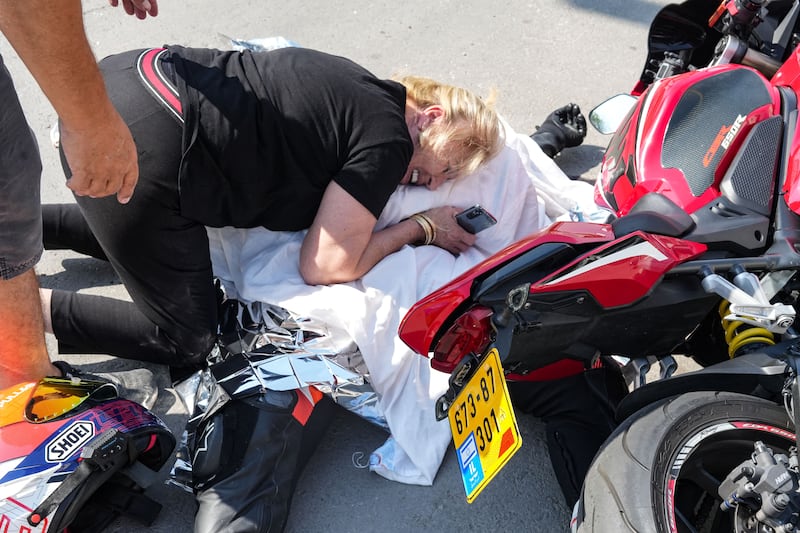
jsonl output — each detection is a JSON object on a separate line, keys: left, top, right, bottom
{"left": 24, "top": 378, "right": 118, "bottom": 424}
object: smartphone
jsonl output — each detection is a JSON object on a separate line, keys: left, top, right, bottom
{"left": 456, "top": 205, "right": 497, "bottom": 234}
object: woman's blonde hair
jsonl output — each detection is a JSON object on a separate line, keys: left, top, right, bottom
{"left": 397, "top": 75, "right": 503, "bottom": 177}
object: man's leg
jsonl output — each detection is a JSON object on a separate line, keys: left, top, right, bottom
{"left": 0, "top": 54, "right": 57, "bottom": 389}
{"left": 0, "top": 271, "right": 57, "bottom": 388}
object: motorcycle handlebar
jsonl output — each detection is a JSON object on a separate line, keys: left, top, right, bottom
{"left": 712, "top": 35, "right": 782, "bottom": 77}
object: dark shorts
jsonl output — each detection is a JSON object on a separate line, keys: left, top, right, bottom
{"left": 0, "top": 54, "right": 43, "bottom": 280}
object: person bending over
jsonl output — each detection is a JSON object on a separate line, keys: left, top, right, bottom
{"left": 41, "top": 44, "right": 503, "bottom": 533}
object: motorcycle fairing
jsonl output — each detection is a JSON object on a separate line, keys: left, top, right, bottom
{"left": 596, "top": 65, "right": 780, "bottom": 220}
{"left": 776, "top": 47, "right": 800, "bottom": 212}
{"left": 398, "top": 222, "right": 615, "bottom": 357}
{"left": 634, "top": 1, "right": 712, "bottom": 94}
{"left": 472, "top": 232, "right": 713, "bottom": 373}
{"left": 682, "top": 114, "right": 783, "bottom": 253}
{"left": 400, "top": 222, "right": 712, "bottom": 372}
{"left": 593, "top": 97, "right": 640, "bottom": 213}
{"left": 532, "top": 232, "right": 707, "bottom": 308}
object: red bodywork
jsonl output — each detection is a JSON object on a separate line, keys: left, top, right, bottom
{"left": 774, "top": 48, "right": 800, "bottom": 213}
{"left": 399, "top": 222, "right": 707, "bottom": 380}
{"left": 533, "top": 232, "right": 708, "bottom": 307}
{"left": 398, "top": 222, "right": 614, "bottom": 358}
{"left": 595, "top": 65, "right": 780, "bottom": 217}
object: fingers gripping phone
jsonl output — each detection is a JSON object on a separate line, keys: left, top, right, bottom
{"left": 456, "top": 205, "right": 497, "bottom": 234}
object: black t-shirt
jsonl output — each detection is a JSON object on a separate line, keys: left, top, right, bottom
{"left": 166, "top": 45, "right": 412, "bottom": 230}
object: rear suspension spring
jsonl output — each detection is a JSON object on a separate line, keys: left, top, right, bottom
{"left": 719, "top": 300, "right": 775, "bottom": 358}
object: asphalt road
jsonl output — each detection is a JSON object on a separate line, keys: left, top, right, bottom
{"left": 2, "top": 0, "right": 673, "bottom": 531}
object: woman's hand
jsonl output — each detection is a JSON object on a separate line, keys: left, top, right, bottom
{"left": 421, "top": 206, "right": 477, "bottom": 255}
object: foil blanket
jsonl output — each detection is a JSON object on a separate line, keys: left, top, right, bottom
{"left": 168, "top": 299, "right": 386, "bottom": 491}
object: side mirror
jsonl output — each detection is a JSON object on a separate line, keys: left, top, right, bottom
{"left": 589, "top": 94, "right": 637, "bottom": 134}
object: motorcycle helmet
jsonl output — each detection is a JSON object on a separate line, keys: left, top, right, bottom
{"left": 0, "top": 377, "right": 175, "bottom": 532}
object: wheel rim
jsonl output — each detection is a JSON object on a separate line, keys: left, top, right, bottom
{"left": 662, "top": 420, "right": 795, "bottom": 533}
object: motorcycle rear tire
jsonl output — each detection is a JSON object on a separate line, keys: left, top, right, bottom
{"left": 575, "top": 391, "right": 795, "bottom": 533}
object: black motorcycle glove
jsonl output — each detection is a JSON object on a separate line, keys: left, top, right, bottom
{"left": 531, "top": 103, "right": 587, "bottom": 158}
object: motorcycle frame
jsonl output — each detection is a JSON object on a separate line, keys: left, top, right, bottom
{"left": 400, "top": 47, "right": 800, "bottom": 415}
{"left": 608, "top": 52, "right": 800, "bottom": 419}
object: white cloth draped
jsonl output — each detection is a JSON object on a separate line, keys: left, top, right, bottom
{"left": 206, "top": 122, "right": 599, "bottom": 484}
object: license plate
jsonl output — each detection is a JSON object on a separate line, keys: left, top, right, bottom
{"left": 448, "top": 348, "right": 521, "bottom": 503}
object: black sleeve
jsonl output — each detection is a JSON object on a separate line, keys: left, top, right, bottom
{"left": 334, "top": 142, "right": 410, "bottom": 219}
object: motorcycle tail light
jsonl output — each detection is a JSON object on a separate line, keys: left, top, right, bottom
{"left": 431, "top": 305, "right": 493, "bottom": 374}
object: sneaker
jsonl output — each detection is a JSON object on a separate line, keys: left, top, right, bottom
{"left": 51, "top": 360, "right": 159, "bottom": 410}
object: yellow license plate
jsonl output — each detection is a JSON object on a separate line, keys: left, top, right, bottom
{"left": 448, "top": 348, "right": 521, "bottom": 503}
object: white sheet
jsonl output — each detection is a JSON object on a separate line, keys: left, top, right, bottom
{"left": 206, "top": 122, "right": 599, "bottom": 485}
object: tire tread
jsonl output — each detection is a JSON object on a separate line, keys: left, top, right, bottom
{"left": 576, "top": 392, "right": 792, "bottom": 533}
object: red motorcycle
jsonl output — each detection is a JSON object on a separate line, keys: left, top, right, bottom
{"left": 398, "top": 0, "right": 800, "bottom": 529}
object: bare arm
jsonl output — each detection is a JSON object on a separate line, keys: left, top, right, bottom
{"left": 0, "top": 0, "right": 154, "bottom": 203}
{"left": 299, "top": 182, "right": 475, "bottom": 285}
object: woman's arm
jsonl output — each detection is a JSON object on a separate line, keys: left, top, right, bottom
{"left": 300, "top": 182, "right": 475, "bottom": 285}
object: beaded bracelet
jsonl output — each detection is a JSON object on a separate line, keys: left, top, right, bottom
{"left": 410, "top": 213, "right": 437, "bottom": 245}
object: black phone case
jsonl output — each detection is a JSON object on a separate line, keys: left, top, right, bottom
{"left": 456, "top": 205, "right": 497, "bottom": 234}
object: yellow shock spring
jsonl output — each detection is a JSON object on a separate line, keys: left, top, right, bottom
{"left": 719, "top": 300, "right": 775, "bottom": 358}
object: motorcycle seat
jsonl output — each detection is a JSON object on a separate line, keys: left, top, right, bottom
{"left": 612, "top": 192, "right": 695, "bottom": 238}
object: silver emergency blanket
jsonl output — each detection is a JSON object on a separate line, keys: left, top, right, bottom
{"left": 168, "top": 299, "right": 386, "bottom": 491}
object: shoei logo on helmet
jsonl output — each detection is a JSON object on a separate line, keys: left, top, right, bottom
{"left": 45, "top": 420, "right": 95, "bottom": 463}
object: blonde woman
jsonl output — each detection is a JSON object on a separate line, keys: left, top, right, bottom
{"left": 41, "top": 45, "right": 502, "bottom": 532}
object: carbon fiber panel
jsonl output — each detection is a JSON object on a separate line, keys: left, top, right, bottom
{"left": 662, "top": 69, "right": 772, "bottom": 196}
{"left": 722, "top": 115, "right": 781, "bottom": 214}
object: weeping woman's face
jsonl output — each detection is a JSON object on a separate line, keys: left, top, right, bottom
{"left": 399, "top": 141, "right": 460, "bottom": 191}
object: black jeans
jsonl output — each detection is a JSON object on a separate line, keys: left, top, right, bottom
{"left": 508, "top": 365, "right": 628, "bottom": 506}
{"left": 44, "top": 49, "right": 216, "bottom": 369}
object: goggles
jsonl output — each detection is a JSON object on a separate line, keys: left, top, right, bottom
{"left": 18, "top": 378, "right": 118, "bottom": 424}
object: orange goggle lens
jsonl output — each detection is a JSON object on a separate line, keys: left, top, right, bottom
{"left": 24, "top": 378, "right": 118, "bottom": 424}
